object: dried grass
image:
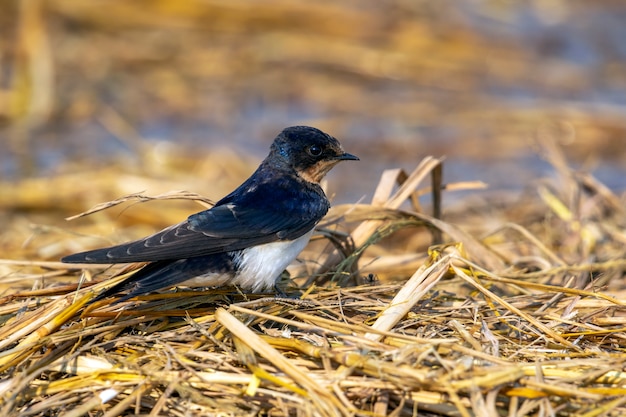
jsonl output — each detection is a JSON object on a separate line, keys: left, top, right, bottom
{"left": 1, "top": 138, "right": 626, "bottom": 417}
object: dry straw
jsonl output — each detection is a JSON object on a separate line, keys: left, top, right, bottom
{"left": 1, "top": 142, "right": 626, "bottom": 417}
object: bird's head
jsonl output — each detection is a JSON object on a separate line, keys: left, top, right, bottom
{"left": 270, "top": 126, "right": 359, "bottom": 183}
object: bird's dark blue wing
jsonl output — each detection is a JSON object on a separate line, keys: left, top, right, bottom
{"left": 62, "top": 174, "right": 329, "bottom": 264}
{"left": 188, "top": 174, "right": 328, "bottom": 240}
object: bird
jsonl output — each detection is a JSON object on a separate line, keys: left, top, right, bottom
{"left": 62, "top": 126, "right": 359, "bottom": 303}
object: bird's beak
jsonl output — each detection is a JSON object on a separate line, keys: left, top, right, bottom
{"left": 338, "top": 152, "right": 359, "bottom": 161}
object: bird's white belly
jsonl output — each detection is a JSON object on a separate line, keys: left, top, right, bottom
{"left": 182, "top": 229, "right": 315, "bottom": 292}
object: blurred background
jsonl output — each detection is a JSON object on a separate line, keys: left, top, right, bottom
{"left": 2, "top": 0, "right": 626, "bottom": 205}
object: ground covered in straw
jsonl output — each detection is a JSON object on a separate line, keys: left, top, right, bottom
{"left": 1, "top": 139, "right": 626, "bottom": 417}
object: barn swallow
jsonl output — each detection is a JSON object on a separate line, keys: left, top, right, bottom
{"left": 62, "top": 126, "right": 359, "bottom": 303}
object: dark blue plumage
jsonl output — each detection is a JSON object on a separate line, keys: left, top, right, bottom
{"left": 62, "top": 126, "right": 358, "bottom": 302}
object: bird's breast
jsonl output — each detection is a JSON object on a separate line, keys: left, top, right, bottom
{"left": 231, "top": 229, "right": 315, "bottom": 292}
{"left": 180, "top": 229, "right": 315, "bottom": 292}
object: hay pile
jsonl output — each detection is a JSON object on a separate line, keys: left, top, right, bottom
{"left": 1, "top": 140, "right": 625, "bottom": 417}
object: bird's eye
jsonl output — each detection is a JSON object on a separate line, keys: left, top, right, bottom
{"left": 308, "top": 145, "right": 323, "bottom": 156}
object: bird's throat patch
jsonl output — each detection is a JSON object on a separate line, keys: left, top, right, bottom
{"left": 298, "top": 160, "right": 339, "bottom": 183}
